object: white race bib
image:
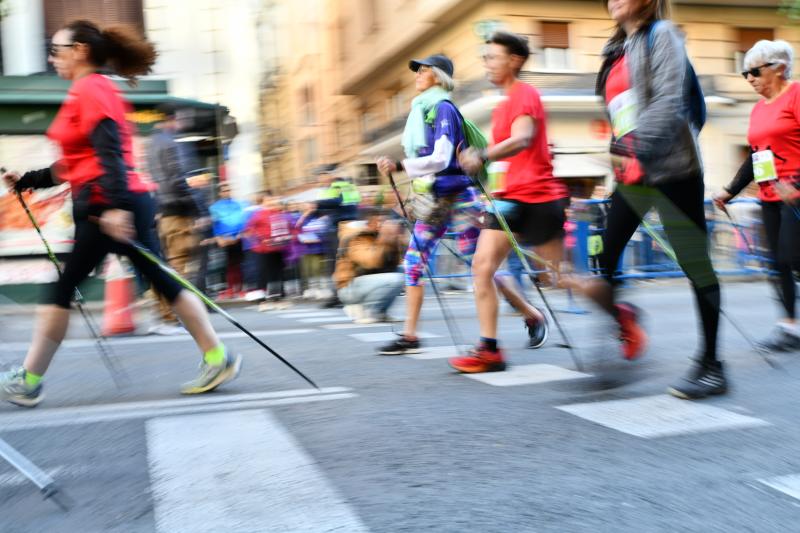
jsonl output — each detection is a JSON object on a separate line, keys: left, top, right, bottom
{"left": 608, "top": 89, "right": 638, "bottom": 138}
{"left": 752, "top": 150, "right": 778, "bottom": 183}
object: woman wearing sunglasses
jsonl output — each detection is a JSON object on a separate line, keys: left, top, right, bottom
{"left": 0, "top": 20, "right": 241, "bottom": 407}
{"left": 715, "top": 40, "right": 800, "bottom": 352}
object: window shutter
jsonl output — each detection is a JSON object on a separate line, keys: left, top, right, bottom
{"left": 541, "top": 21, "right": 569, "bottom": 50}
{"left": 738, "top": 28, "right": 774, "bottom": 53}
{"left": 44, "top": 0, "right": 144, "bottom": 38}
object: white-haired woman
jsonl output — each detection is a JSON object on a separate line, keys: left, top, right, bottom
{"left": 715, "top": 39, "right": 800, "bottom": 352}
{"left": 375, "top": 54, "right": 483, "bottom": 355}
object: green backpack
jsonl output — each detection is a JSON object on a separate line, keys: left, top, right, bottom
{"left": 425, "top": 100, "right": 489, "bottom": 185}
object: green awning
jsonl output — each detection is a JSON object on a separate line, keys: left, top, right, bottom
{"left": 0, "top": 75, "right": 220, "bottom": 134}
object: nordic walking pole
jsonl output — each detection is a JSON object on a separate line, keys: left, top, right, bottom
{"left": 127, "top": 240, "right": 320, "bottom": 389}
{"left": 5, "top": 172, "right": 128, "bottom": 388}
{"left": 470, "top": 176, "right": 584, "bottom": 371}
{"left": 639, "top": 218, "right": 781, "bottom": 370}
{"left": 387, "top": 173, "right": 468, "bottom": 356}
{"left": 720, "top": 206, "right": 783, "bottom": 301}
{"left": 0, "top": 437, "right": 73, "bottom": 511}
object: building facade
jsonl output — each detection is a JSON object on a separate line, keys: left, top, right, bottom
{"left": 262, "top": 0, "right": 798, "bottom": 193}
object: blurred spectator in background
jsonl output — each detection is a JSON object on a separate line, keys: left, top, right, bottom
{"left": 210, "top": 183, "right": 247, "bottom": 299}
{"left": 186, "top": 170, "right": 214, "bottom": 293}
{"left": 297, "top": 203, "right": 330, "bottom": 299}
{"left": 334, "top": 216, "right": 405, "bottom": 324}
{"left": 245, "top": 192, "right": 292, "bottom": 310}
{"left": 298, "top": 171, "right": 361, "bottom": 307}
{"left": 147, "top": 102, "right": 204, "bottom": 335}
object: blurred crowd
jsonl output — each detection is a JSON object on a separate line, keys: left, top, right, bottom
{"left": 141, "top": 109, "right": 410, "bottom": 333}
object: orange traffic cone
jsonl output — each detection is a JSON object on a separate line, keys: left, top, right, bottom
{"left": 102, "top": 255, "right": 136, "bottom": 336}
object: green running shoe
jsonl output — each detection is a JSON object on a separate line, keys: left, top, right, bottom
{"left": 0, "top": 368, "right": 44, "bottom": 407}
{"left": 180, "top": 350, "right": 242, "bottom": 395}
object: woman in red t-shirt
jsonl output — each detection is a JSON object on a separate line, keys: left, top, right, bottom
{"left": 716, "top": 39, "right": 800, "bottom": 353}
{"left": 0, "top": 20, "right": 240, "bottom": 407}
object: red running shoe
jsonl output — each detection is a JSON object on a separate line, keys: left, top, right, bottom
{"left": 449, "top": 344, "right": 507, "bottom": 373}
{"left": 615, "top": 302, "right": 647, "bottom": 360}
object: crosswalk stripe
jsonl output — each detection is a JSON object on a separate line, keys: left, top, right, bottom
{"left": 275, "top": 311, "right": 340, "bottom": 319}
{"left": 349, "top": 331, "right": 441, "bottom": 343}
{"left": 406, "top": 346, "right": 467, "bottom": 359}
{"left": 759, "top": 474, "right": 800, "bottom": 501}
{"left": 0, "top": 388, "right": 356, "bottom": 431}
{"left": 556, "top": 395, "right": 771, "bottom": 438}
{"left": 321, "top": 323, "right": 387, "bottom": 330}
{"left": 3, "top": 329, "right": 314, "bottom": 352}
{"left": 297, "top": 316, "right": 351, "bottom": 323}
{"left": 464, "top": 364, "right": 590, "bottom": 386}
{"left": 147, "top": 410, "right": 369, "bottom": 533}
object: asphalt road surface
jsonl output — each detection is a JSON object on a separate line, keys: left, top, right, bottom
{"left": 0, "top": 280, "right": 799, "bottom": 532}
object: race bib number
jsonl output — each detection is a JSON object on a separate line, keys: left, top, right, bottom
{"left": 608, "top": 89, "right": 637, "bottom": 138}
{"left": 588, "top": 235, "right": 604, "bottom": 256}
{"left": 487, "top": 161, "right": 510, "bottom": 194}
{"left": 752, "top": 150, "right": 778, "bottom": 183}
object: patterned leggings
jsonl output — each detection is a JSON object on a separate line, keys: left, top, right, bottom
{"left": 404, "top": 187, "right": 483, "bottom": 286}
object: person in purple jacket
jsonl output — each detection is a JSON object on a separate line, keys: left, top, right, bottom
{"left": 376, "top": 54, "right": 483, "bottom": 355}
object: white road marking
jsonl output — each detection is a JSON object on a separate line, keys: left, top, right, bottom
{"left": 760, "top": 474, "right": 800, "bottom": 501}
{"left": 275, "top": 311, "right": 340, "bottom": 319}
{"left": 349, "top": 331, "right": 441, "bottom": 343}
{"left": 556, "top": 395, "right": 770, "bottom": 438}
{"left": 406, "top": 346, "right": 469, "bottom": 360}
{"left": 464, "top": 364, "right": 590, "bottom": 386}
{"left": 321, "top": 323, "right": 387, "bottom": 330}
{"left": 147, "top": 410, "right": 369, "bottom": 533}
{"left": 3, "top": 329, "right": 314, "bottom": 352}
{"left": 0, "top": 388, "right": 356, "bottom": 431}
{"left": 297, "top": 316, "right": 351, "bottom": 324}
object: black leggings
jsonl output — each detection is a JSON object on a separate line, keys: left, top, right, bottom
{"left": 48, "top": 193, "right": 183, "bottom": 309}
{"left": 761, "top": 201, "right": 800, "bottom": 319}
{"left": 257, "top": 251, "right": 285, "bottom": 297}
{"left": 599, "top": 179, "right": 721, "bottom": 362}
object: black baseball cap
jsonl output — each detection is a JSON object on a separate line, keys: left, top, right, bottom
{"left": 409, "top": 54, "right": 454, "bottom": 77}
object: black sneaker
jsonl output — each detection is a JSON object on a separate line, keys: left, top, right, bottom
{"left": 668, "top": 361, "right": 728, "bottom": 400}
{"left": 758, "top": 326, "right": 800, "bottom": 352}
{"left": 525, "top": 309, "right": 549, "bottom": 349}
{"left": 377, "top": 335, "right": 421, "bottom": 355}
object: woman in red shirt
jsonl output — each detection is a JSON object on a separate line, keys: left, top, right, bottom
{"left": 715, "top": 39, "right": 800, "bottom": 352}
{"left": 0, "top": 20, "right": 240, "bottom": 407}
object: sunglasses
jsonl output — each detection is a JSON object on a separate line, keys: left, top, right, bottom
{"left": 741, "top": 62, "right": 775, "bottom": 79}
{"left": 48, "top": 43, "right": 74, "bottom": 57}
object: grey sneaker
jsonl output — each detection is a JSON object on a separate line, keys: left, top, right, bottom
{"left": 0, "top": 368, "right": 44, "bottom": 407}
{"left": 180, "top": 351, "right": 242, "bottom": 395}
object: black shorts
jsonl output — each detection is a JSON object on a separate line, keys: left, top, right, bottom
{"left": 485, "top": 197, "right": 568, "bottom": 246}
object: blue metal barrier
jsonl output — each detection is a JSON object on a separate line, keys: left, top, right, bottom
{"left": 426, "top": 197, "right": 774, "bottom": 283}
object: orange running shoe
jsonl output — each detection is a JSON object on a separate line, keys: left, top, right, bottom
{"left": 448, "top": 344, "right": 507, "bottom": 373}
{"left": 615, "top": 302, "right": 647, "bottom": 360}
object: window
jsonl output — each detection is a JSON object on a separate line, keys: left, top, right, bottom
{"left": 302, "top": 137, "right": 318, "bottom": 164}
{"left": 362, "top": 0, "right": 379, "bottom": 34}
{"left": 299, "top": 85, "right": 316, "bottom": 125}
{"left": 735, "top": 28, "right": 774, "bottom": 72}
{"left": 387, "top": 92, "right": 406, "bottom": 118}
{"left": 361, "top": 112, "right": 376, "bottom": 134}
{"left": 44, "top": 0, "right": 145, "bottom": 38}
{"left": 539, "top": 21, "right": 571, "bottom": 70}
